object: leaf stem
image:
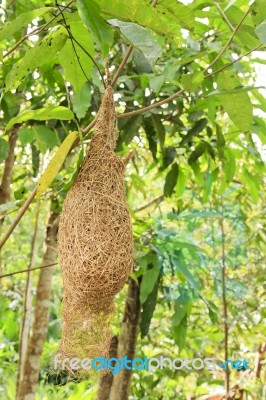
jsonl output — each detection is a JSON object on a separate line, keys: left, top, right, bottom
{"left": 204, "top": 6, "right": 251, "bottom": 73}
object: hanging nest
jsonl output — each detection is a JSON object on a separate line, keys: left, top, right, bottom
{"left": 57, "top": 86, "right": 134, "bottom": 373}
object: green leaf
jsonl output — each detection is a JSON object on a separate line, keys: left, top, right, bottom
{"left": 223, "top": 147, "right": 236, "bottom": 183}
{"left": 0, "top": 8, "right": 55, "bottom": 42}
{"left": 164, "top": 163, "right": 179, "bottom": 197}
{"left": 242, "top": 167, "right": 260, "bottom": 203}
{"left": 188, "top": 142, "right": 206, "bottom": 164}
{"left": 31, "top": 143, "right": 40, "bottom": 177}
{"left": 14, "top": 187, "right": 28, "bottom": 200}
{"left": 181, "top": 71, "right": 204, "bottom": 92}
{"left": 33, "top": 126, "right": 60, "bottom": 153}
{"left": 219, "top": 147, "right": 236, "bottom": 193}
{"left": 36, "top": 131, "right": 79, "bottom": 198}
{"left": 93, "top": 0, "right": 182, "bottom": 38}
{"left": 0, "top": 138, "right": 9, "bottom": 163}
{"left": 152, "top": 115, "right": 165, "bottom": 151}
{"left": 140, "top": 277, "right": 159, "bottom": 338}
{"left": 157, "top": 0, "right": 195, "bottom": 30}
{"left": 171, "top": 254, "right": 199, "bottom": 290}
{"left": 4, "top": 317, "right": 19, "bottom": 341}
{"left": 119, "top": 116, "right": 141, "bottom": 145}
{"left": 255, "top": 20, "right": 266, "bottom": 45}
{"left": 162, "top": 146, "right": 177, "bottom": 170}
{"left": 201, "top": 298, "right": 219, "bottom": 324}
{"left": 175, "top": 168, "right": 187, "bottom": 197}
{"left": 217, "top": 72, "right": 252, "bottom": 131}
{"left": 171, "top": 301, "right": 191, "bottom": 328}
{"left": 173, "top": 315, "right": 187, "bottom": 350}
{"left": 73, "top": 83, "right": 92, "bottom": 120}
{"left": 77, "top": 0, "right": 113, "bottom": 57}
{"left": 251, "top": 1, "right": 266, "bottom": 26}
{"left": 149, "top": 75, "right": 165, "bottom": 93}
{"left": 180, "top": 118, "right": 208, "bottom": 147}
{"left": 144, "top": 118, "right": 157, "bottom": 160}
{"left": 109, "top": 19, "right": 162, "bottom": 66}
{"left": 6, "top": 106, "right": 74, "bottom": 131}
{"left": 58, "top": 14, "right": 94, "bottom": 97}
{"left": 5, "top": 26, "right": 68, "bottom": 92}
{"left": 140, "top": 266, "right": 160, "bottom": 304}
{"left": 216, "top": 124, "right": 225, "bottom": 158}
{"left": 18, "top": 128, "right": 35, "bottom": 146}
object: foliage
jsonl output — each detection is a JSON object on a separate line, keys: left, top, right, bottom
{"left": 0, "top": 0, "right": 266, "bottom": 399}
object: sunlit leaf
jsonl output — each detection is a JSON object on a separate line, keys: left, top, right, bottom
{"left": 217, "top": 72, "right": 252, "bottom": 131}
{"left": 36, "top": 131, "right": 79, "bottom": 198}
{"left": 6, "top": 106, "right": 74, "bottom": 131}
{"left": 0, "top": 8, "right": 55, "bottom": 41}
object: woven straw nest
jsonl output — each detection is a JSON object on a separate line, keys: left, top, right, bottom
{"left": 57, "top": 86, "right": 134, "bottom": 370}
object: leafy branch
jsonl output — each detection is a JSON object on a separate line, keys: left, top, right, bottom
{"left": 3, "top": 0, "right": 74, "bottom": 59}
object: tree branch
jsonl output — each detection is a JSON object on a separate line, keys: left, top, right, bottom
{"left": 0, "top": 187, "right": 37, "bottom": 250}
{"left": 205, "top": 44, "right": 263, "bottom": 78}
{"left": 117, "top": 90, "right": 184, "bottom": 119}
{"left": 0, "top": 262, "right": 58, "bottom": 279}
{"left": 204, "top": 6, "right": 251, "bottom": 72}
{"left": 133, "top": 195, "right": 164, "bottom": 212}
{"left": 214, "top": 2, "right": 234, "bottom": 31}
{"left": 111, "top": 45, "right": 134, "bottom": 87}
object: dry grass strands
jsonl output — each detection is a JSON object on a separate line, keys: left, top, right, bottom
{"left": 57, "top": 86, "right": 134, "bottom": 374}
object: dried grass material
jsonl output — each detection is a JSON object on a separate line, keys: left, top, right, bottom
{"left": 58, "top": 86, "right": 134, "bottom": 366}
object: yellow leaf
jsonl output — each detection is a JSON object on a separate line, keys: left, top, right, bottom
{"left": 36, "top": 131, "right": 79, "bottom": 198}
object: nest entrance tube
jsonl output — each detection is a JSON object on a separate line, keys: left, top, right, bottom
{"left": 57, "top": 86, "right": 134, "bottom": 372}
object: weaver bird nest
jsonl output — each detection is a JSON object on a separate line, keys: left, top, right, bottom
{"left": 57, "top": 86, "right": 134, "bottom": 369}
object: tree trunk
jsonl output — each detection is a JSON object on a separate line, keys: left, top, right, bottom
{"left": 0, "top": 132, "right": 17, "bottom": 206}
{"left": 97, "top": 336, "right": 118, "bottom": 400}
{"left": 16, "top": 211, "right": 59, "bottom": 400}
{"left": 109, "top": 278, "right": 141, "bottom": 400}
{"left": 17, "top": 202, "right": 40, "bottom": 394}
{"left": 0, "top": 132, "right": 17, "bottom": 279}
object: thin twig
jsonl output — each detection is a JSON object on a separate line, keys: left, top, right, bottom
{"left": 3, "top": 0, "right": 74, "bottom": 59}
{"left": 133, "top": 195, "right": 164, "bottom": 212}
{"left": 111, "top": 45, "right": 134, "bottom": 87}
{"left": 117, "top": 90, "right": 184, "bottom": 119}
{"left": 0, "top": 187, "right": 37, "bottom": 250}
{"left": 205, "top": 6, "right": 251, "bottom": 72}
{"left": 214, "top": 2, "right": 234, "bottom": 31}
{"left": 0, "top": 262, "right": 58, "bottom": 279}
{"left": 205, "top": 44, "right": 263, "bottom": 78}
